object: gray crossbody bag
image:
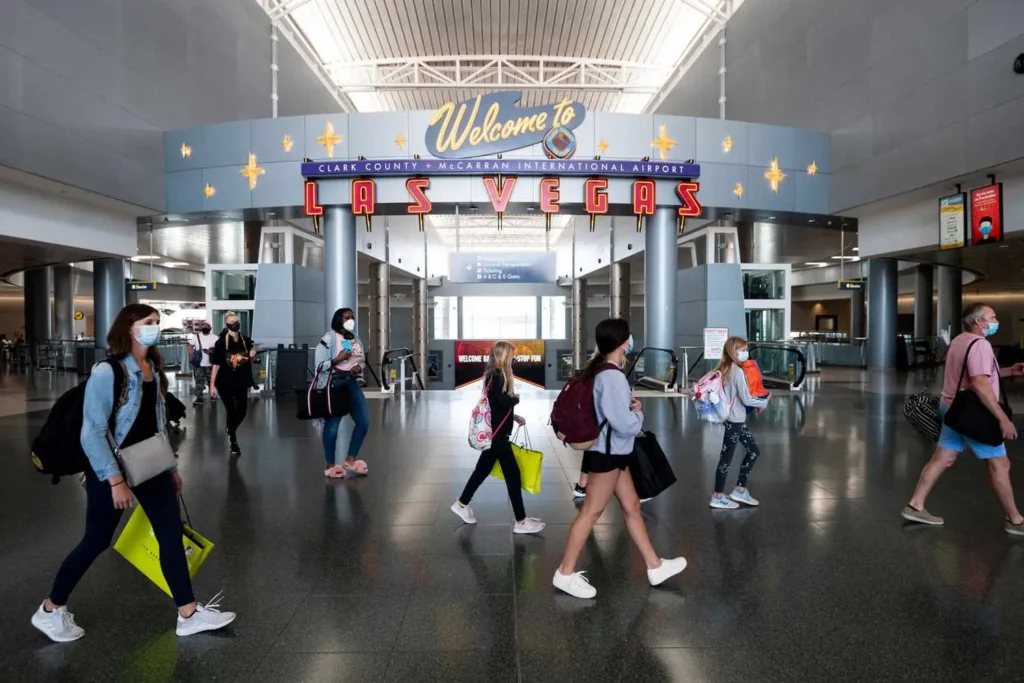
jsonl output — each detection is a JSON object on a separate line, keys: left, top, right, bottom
{"left": 106, "top": 362, "right": 177, "bottom": 487}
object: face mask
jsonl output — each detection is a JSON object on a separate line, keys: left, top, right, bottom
{"left": 980, "top": 221, "right": 993, "bottom": 236}
{"left": 624, "top": 335, "right": 634, "bottom": 355}
{"left": 343, "top": 319, "right": 356, "bottom": 332}
{"left": 984, "top": 321, "right": 999, "bottom": 337}
{"left": 201, "top": 327, "right": 211, "bottom": 335}
{"left": 134, "top": 324, "right": 161, "bottom": 347}
{"left": 737, "top": 350, "right": 750, "bottom": 363}
{"left": 226, "top": 322, "right": 240, "bottom": 332}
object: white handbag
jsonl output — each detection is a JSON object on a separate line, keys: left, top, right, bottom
{"left": 108, "top": 432, "right": 177, "bottom": 488}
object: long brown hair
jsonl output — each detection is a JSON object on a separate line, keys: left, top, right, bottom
{"left": 485, "top": 341, "right": 517, "bottom": 396}
{"left": 106, "top": 303, "right": 168, "bottom": 396}
{"left": 715, "top": 336, "right": 748, "bottom": 380}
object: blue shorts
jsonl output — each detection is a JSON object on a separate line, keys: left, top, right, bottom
{"left": 937, "top": 403, "right": 1007, "bottom": 459}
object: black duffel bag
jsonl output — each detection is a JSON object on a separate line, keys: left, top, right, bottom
{"left": 296, "top": 366, "right": 352, "bottom": 420}
{"left": 629, "top": 431, "right": 677, "bottom": 500}
{"left": 944, "top": 339, "right": 1012, "bottom": 446}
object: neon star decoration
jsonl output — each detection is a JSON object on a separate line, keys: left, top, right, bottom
{"left": 394, "top": 134, "right": 406, "bottom": 149}
{"left": 281, "top": 134, "right": 294, "bottom": 153}
{"left": 180, "top": 143, "right": 192, "bottom": 159}
{"left": 722, "top": 135, "right": 733, "bottom": 153}
{"left": 240, "top": 153, "right": 265, "bottom": 191}
{"left": 650, "top": 124, "right": 676, "bottom": 160}
{"left": 733, "top": 182, "right": 744, "bottom": 199}
{"left": 596, "top": 139, "right": 609, "bottom": 155}
{"left": 317, "top": 121, "right": 342, "bottom": 158}
{"left": 203, "top": 183, "right": 216, "bottom": 199}
{"left": 807, "top": 160, "right": 818, "bottom": 176}
{"left": 764, "top": 157, "right": 786, "bottom": 194}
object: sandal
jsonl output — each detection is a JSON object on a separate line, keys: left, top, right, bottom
{"left": 324, "top": 466, "right": 346, "bottom": 479}
{"left": 344, "top": 460, "right": 369, "bottom": 477}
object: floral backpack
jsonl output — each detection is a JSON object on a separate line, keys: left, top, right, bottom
{"left": 467, "top": 382, "right": 511, "bottom": 451}
{"left": 692, "top": 370, "right": 733, "bottom": 424}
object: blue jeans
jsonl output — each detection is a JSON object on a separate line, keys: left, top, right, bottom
{"left": 322, "top": 378, "right": 370, "bottom": 465}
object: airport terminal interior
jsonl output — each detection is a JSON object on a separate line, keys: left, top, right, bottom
{"left": 2, "top": 0, "right": 1024, "bottom": 681}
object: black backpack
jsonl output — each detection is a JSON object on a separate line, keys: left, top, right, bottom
{"left": 31, "top": 359, "right": 127, "bottom": 484}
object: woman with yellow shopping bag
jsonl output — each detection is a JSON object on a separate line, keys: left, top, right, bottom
{"left": 31, "top": 304, "right": 236, "bottom": 643}
{"left": 452, "top": 341, "right": 545, "bottom": 534}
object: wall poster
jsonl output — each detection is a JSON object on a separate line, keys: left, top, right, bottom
{"left": 969, "top": 183, "right": 1003, "bottom": 245}
{"left": 938, "top": 192, "right": 966, "bottom": 250}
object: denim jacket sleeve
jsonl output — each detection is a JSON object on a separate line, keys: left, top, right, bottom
{"left": 80, "top": 361, "right": 121, "bottom": 481}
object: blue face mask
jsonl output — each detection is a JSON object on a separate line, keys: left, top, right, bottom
{"left": 737, "top": 350, "right": 750, "bottom": 363}
{"left": 134, "top": 324, "right": 161, "bottom": 347}
{"left": 984, "top": 321, "right": 999, "bottom": 337}
{"left": 980, "top": 221, "right": 993, "bottom": 236}
{"left": 625, "top": 335, "right": 634, "bottom": 355}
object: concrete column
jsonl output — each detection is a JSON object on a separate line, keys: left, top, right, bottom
{"left": 571, "top": 278, "right": 587, "bottom": 369}
{"left": 609, "top": 261, "right": 630, "bottom": 324}
{"left": 243, "top": 220, "right": 263, "bottom": 264}
{"left": 368, "top": 261, "right": 390, "bottom": 382}
{"left": 93, "top": 259, "right": 126, "bottom": 349}
{"left": 24, "top": 267, "right": 54, "bottom": 360}
{"left": 849, "top": 288, "right": 865, "bottom": 339}
{"left": 53, "top": 264, "right": 74, "bottom": 341}
{"left": 936, "top": 266, "right": 963, "bottom": 338}
{"left": 913, "top": 265, "right": 934, "bottom": 339}
{"left": 867, "top": 259, "right": 898, "bottom": 368}
{"left": 324, "top": 207, "right": 358, "bottom": 330}
{"left": 412, "top": 278, "right": 428, "bottom": 385}
{"left": 644, "top": 207, "right": 678, "bottom": 376}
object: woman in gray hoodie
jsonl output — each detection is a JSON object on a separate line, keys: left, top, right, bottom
{"left": 553, "top": 318, "right": 686, "bottom": 599}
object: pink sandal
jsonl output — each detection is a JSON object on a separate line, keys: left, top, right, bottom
{"left": 324, "top": 465, "right": 346, "bottom": 479}
{"left": 344, "top": 460, "right": 369, "bottom": 477}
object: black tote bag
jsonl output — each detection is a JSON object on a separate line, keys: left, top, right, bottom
{"left": 296, "top": 366, "right": 352, "bottom": 420}
{"left": 629, "top": 431, "right": 677, "bottom": 500}
{"left": 943, "top": 339, "right": 1012, "bottom": 446}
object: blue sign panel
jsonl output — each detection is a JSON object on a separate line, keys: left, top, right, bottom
{"left": 302, "top": 158, "right": 701, "bottom": 179}
{"left": 449, "top": 252, "right": 556, "bottom": 284}
{"left": 837, "top": 280, "right": 864, "bottom": 291}
{"left": 128, "top": 281, "right": 157, "bottom": 291}
{"left": 425, "top": 92, "right": 585, "bottom": 159}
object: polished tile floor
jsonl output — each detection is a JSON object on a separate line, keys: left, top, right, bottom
{"left": 1, "top": 369, "right": 1023, "bottom": 682}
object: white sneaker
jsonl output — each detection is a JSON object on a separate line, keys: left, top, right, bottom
{"left": 553, "top": 570, "right": 597, "bottom": 599}
{"left": 451, "top": 501, "right": 477, "bottom": 524}
{"left": 729, "top": 488, "right": 759, "bottom": 507}
{"left": 709, "top": 495, "right": 740, "bottom": 509}
{"left": 647, "top": 557, "right": 688, "bottom": 586}
{"left": 31, "top": 603, "right": 85, "bottom": 643}
{"left": 513, "top": 517, "right": 546, "bottom": 534}
{"left": 175, "top": 592, "right": 236, "bottom": 637}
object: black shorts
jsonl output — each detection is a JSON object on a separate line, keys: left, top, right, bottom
{"left": 581, "top": 450, "right": 633, "bottom": 474}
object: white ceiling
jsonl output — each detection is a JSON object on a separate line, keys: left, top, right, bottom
{"left": 260, "top": 0, "right": 738, "bottom": 113}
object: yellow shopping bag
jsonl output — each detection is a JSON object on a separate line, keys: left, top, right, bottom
{"left": 113, "top": 498, "right": 214, "bottom": 598}
{"left": 491, "top": 427, "right": 544, "bottom": 494}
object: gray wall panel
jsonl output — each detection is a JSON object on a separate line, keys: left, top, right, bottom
{"left": 0, "top": 0, "right": 338, "bottom": 211}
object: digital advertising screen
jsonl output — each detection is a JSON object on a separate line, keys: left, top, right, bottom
{"left": 970, "top": 183, "right": 1004, "bottom": 245}
{"left": 453, "top": 340, "right": 546, "bottom": 389}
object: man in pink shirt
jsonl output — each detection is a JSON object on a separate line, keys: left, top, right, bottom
{"left": 903, "top": 303, "right": 1024, "bottom": 535}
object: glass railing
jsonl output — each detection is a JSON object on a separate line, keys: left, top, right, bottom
{"left": 748, "top": 343, "right": 807, "bottom": 389}
{"left": 624, "top": 347, "right": 680, "bottom": 391}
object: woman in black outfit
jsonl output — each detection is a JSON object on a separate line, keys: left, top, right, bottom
{"left": 209, "top": 312, "right": 257, "bottom": 457}
{"left": 451, "top": 341, "right": 545, "bottom": 534}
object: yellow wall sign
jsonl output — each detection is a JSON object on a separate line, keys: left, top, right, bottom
{"left": 74, "top": 311, "right": 84, "bottom": 321}
{"left": 425, "top": 91, "right": 585, "bottom": 159}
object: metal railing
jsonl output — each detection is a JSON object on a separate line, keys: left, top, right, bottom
{"left": 748, "top": 343, "right": 807, "bottom": 390}
{"left": 380, "top": 347, "right": 425, "bottom": 393}
{"left": 624, "top": 347, "right": 680, "bottom": 392}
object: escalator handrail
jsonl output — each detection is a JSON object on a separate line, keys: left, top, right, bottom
{"left": 748, "top": 343, "right": 807, "bottom": 388}
{"left": 380, "top": 347, "right": 426, "bottom": 391}
{"left": 624, "top": 347, "right": 680, "bottom": 391}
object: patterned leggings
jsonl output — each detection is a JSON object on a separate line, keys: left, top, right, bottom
{"left": 715, "top": 421, "right": 760, "bottom": 493}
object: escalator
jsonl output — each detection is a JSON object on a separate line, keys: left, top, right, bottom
{"left": 624, "top": 347, "right": 681, "bottom": 392}
{"left": 679, "top": 343, "right": 807, "bottom": 391}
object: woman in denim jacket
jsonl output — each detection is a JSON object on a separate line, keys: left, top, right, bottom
{"left": 32, "top": 304, "right": 235, "bottom": 643}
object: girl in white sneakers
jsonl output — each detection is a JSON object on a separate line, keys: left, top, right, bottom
{"left": 553, "top": 319, "right": 686, "bottom": 599}
{"left": 709, "top": 336, "right": 768, "bottom": 510}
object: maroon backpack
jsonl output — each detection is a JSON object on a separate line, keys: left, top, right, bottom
{"left": 550, "top": 363, "right": 620, "bottom": 450}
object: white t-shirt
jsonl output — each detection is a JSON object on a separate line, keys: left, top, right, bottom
{"left": 192, "top": 332, "right": 219, "bottom": 367}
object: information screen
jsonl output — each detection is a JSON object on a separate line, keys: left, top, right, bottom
{"left": 454, "top": 340, "right": 546, "bottom": 389}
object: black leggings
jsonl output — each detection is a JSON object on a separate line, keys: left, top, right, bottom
{"left": 220, "top": 388, "right": 249, "bottom": 436}
{"left": 50, "top": 470, "right": 195, "bottom": 608}
{"left": 459, "top": 437, "right": 526, "bottom": 522}
{"left": 715, "top": 421, "right": 760, "bottom": 493}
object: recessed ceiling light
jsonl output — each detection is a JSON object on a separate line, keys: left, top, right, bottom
{"left": 998, "top": 244, "right": 1010, "bottom": 249}
{"left": 163, "top": 262, "right": 189, "bottom": 267}
{"left": 768, "top": 216, "right": 776, "bottom": 220}
{"left": 809, "top": 219, "right": 816, "bottom": 223}
{"left": 831, "top": 255, "right": 860, "bottom": 261}
{"left": 805, "top": 262, "right": 829, "bottom": 267}
{"left": 852, "top": 247, "right": 859, "bottom": 252}
{"left": 131, "top": 255, "right": 160, "bottom": 261}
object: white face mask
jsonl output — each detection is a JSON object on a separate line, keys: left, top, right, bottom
{"left": 342, "top": 319, "right": 356, "bottom": 332}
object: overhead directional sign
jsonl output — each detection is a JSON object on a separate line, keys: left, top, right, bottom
{"left": 837, "top": 280, "right": 864, "bottom": 291}
{"left": 128, "top": 281, "right": 157, "bottom": 292}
